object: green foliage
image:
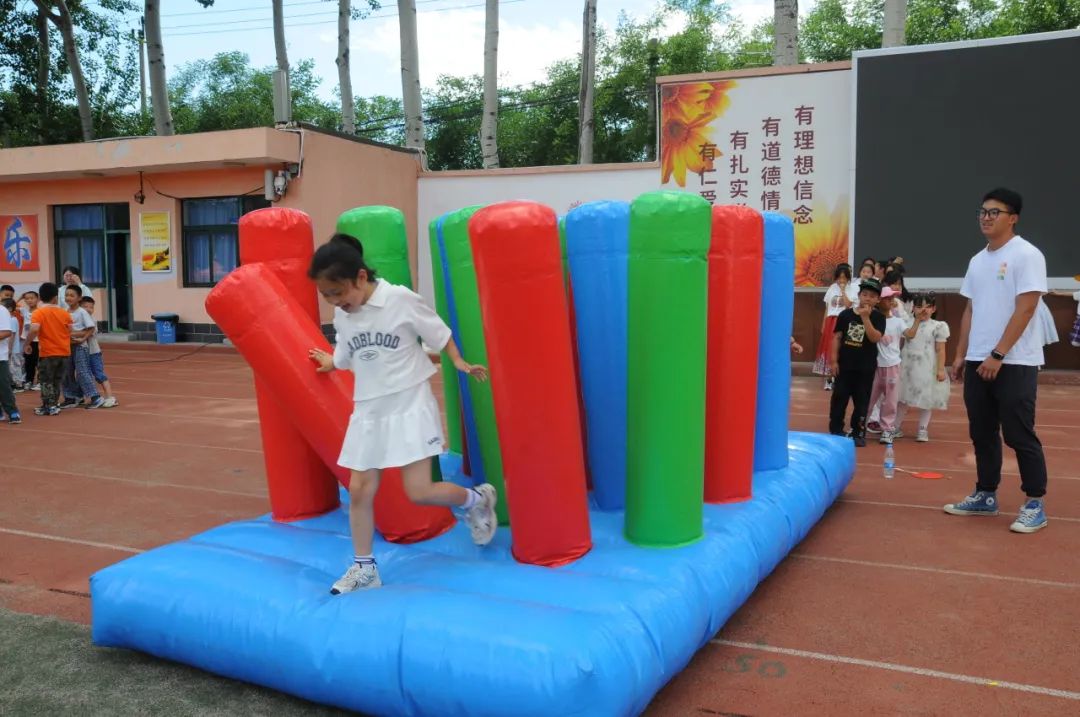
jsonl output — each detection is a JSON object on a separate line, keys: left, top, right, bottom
{"left": 0, "top": 0, "right": 138, "bottom": 147}
{"left": 2, "top": 0, "right": 1078, "bottom": 167}
{"left": 800, "top": 0, "right": 1080, "bottom": 62}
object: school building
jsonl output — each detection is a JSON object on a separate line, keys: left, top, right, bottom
{"left": 0, "top": 126, "right": 420, "bottom": 341}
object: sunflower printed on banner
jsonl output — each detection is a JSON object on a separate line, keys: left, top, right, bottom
{"left": 659, "top": 81, "right": 736, "bottom": 187}
{"left": 791, "top": 198, "right": 850, "bottom": 287}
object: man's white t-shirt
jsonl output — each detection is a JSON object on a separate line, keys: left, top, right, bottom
{"left": 332, "top": 279, "right": 452, "bottom": 402}
{"left": 960, "top": 235, "right": 1047, "bottom": 366}
{"left": 877, "top": 316, "right": 905, "bottom": 367}
{"left": 0, "top": 305, "right": 11, "bottom": 361}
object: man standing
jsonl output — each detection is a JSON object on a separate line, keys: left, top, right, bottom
{"left": 946, "top": 188, "right": 1048, "bottom": 533}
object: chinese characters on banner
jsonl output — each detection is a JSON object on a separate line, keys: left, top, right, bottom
{"left": 658, "top": 70, "right": 851, "bottom": 286}
{"left": 0, "top": 215, "right": 40, "bottom": 272}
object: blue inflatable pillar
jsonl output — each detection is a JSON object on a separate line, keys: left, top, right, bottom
{"left": 565, "top": 201, "right": 630, "bottom": 510}
{"left": 753, "top": 212, "right": 795, "bottom": 471}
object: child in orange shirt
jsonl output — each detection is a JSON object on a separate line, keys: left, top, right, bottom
{"left": 26, "top": 282, "right": 72, "bottom": 416}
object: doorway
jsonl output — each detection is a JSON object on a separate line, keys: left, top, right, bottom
{"left": 53, "top": 202, "right": 133, "bottom": 331}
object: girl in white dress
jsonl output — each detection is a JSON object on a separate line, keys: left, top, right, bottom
{"left": 308, "top": 234, "right": 497, "bottom": 594}
{"left": 896, "top": 293, "right": 950, "bottom": 442}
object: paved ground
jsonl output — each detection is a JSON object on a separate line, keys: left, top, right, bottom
{"left": 2, "top": 343, "right": 1078, "bottom": 716}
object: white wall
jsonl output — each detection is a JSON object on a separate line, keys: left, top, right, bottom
{"left": 416, "top": 164, "right": 658, "bottom": 303}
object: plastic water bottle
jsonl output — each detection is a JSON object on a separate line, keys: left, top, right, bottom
{"left": 883, "top": 444, "right": 895, "bottom": 480}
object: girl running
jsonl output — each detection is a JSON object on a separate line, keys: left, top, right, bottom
{"left": 308, "top": 233, "right": 497, "bottom": 595}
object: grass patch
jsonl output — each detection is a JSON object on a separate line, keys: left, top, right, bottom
{"left": 0, "top": 607, "right": 355, "bottom": 716}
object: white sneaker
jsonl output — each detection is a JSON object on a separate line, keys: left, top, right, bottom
{"left": 330, "top": 562, "right": 382, "bottom": 594}
{"left": 464, "top": 483, "right": 498, "bottom": 546}
{"left": 916, "top": 430, "right": 929, "bottom": 442}
{"left": 879, "top": 430, "right": 894, "bottom": 445}
{"left": 102, "top": 397, "right": 118, "bottom": 408}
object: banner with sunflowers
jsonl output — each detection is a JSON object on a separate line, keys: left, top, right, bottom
{"left": 659, "top": 69, "right": 851, "bottom": 287}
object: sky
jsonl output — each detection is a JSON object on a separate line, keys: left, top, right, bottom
{"left": 147, "top": 0, "right": 778, "bottom": 102}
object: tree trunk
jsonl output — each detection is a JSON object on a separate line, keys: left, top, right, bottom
{"left": 273, "top": 0, "right": 289, "bottom": 72}
{"left": 645, "top": 38, "right": 659, "bottom": 162}
{"left": 144, "top": 0, "right": 174, "bottom": 136}
{"left": 882, "top": 0, "right": 907, "bottom": 47}
{"left": 36, "top": 6, "right": 49, "bottom": 144}
{"left": 773, "top": 0, "right": 799, "bottom": 67}
{"left": 578, "top": 0, "right": 597, "bottom": 165}
{"left": 480, "top": 0, "right": 499, "bottom": 168}
{"left": 398, "top": 0, "right": 426, "bottom": 161}
{"left": 337, "top": 0, "right": 355, "bottom": 134}
{"left": 37, "top": 0, "right": 94, "bottom": 141}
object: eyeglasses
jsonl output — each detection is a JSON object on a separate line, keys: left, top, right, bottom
{"left": 978, "top": 208, "right": 1014, "bottom": 219}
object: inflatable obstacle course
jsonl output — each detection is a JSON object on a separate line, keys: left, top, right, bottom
{"left": 91, "top": 195, "right": 855, "bottom": 717}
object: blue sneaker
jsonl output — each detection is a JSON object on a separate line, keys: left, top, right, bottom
{"left": 944, "top": 491, "right": 999, "bottom": 516}
{"left": 1009, "top": 499, "right": 1047, "bottom": 534}
{"left": 7, "top": 412, "right": 20, "bottom": 425}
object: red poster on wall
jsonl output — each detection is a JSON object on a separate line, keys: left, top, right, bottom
{"left": 1, "top": 215, "right": 40, "bottom": 272}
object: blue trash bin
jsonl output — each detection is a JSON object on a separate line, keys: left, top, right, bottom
{"left": 151, "top": 313, "right": 179, "bottom": 344}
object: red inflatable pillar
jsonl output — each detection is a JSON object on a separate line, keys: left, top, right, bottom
{"left": 469, "top": 202, "right": 592, "bottom": 567}
{"left": 208, "top": 263, "right": 455, "bottom": 543}
{"left": 704, "top": 205, "right": 764, "bottom": 503}
{"left": 238, "top": 208, "right": 338, "bottom": 521}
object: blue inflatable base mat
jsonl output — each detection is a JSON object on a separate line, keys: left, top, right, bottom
{"left": 91, "top": 432, "right": 854, "bottom": 717}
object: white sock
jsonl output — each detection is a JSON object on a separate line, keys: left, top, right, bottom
{"left": 462, "top": 488, "right": 481, "bottom": 510}
{"left": 354, "top": 554, "right": 375, "bottom": 566}
{"left": 918, "top": 409, "right": 932, "bottom": 432}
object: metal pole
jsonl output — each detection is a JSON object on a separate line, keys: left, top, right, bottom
{"left": 138, "top": 17, "right": 147, "bottom": 116}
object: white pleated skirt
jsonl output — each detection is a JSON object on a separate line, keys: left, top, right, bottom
{"left": 337, "top": 381, "right": 445, "bottom": 472}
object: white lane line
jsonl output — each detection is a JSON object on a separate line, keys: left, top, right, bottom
{"left": 854, "top": 462, "right": 1080, "bottom": 482}
{"left": 838, "top": 499, "right": 1080, "bottom": 524}
{"left": 109, "top": 376, "right": 251, "bottom": 387}
{"left": 12, "top": 427, "right": 263, "bottom": 454}
{"left": 0, "top": 527, "right": 144, "bottom": 554}
{"left": 709, "top": 639, "right": 1080, "bottom": 701}
{"left": 790, "top": 553, "right": 1080, "bottom": 589}
{"left": 72, "top": 389, "right": 256, "bottom": 403}
{"left": 59, "top": 408, "right": 261, "bottom": 425}
{"left": 4, "top": 464, "right": 267, "bottom": 499}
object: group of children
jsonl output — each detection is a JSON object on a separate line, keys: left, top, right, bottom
{"left": 815, "top": 258, "right": 951, "bottom": 447}
{"left": 0, "top": 281, "right": 118, "bottom": 426}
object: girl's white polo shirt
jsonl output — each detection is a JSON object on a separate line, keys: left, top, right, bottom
{"left": 332, "top": 279, "right": 452, "bottom": 402}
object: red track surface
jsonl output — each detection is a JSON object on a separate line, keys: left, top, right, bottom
{"left": 2, "top": 344, "right": 1078, "bottom": 714}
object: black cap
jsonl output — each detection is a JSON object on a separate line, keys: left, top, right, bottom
{"left": 859, "top": 278, "right": 882, "bottom": 295}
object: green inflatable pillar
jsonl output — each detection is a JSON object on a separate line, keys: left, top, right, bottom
{"left": 624, "top": 192, "right": 711, "bottom": 547}
{"left": 428, "top": 219, "right": 463, "bottom": 453}
{"left": 441, "top": 207, "right": 509, "bottom": 525}
{"left": 335, "top": 206, "right": 412, "bottom": 287}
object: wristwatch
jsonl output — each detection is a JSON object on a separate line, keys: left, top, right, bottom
{"left": 990, "top": 349, "right": 1005, "bottom": 361}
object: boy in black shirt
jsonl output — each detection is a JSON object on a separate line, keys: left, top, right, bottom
{"left": 829, "top": 278, "right": 886, "bottom": 446}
